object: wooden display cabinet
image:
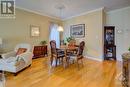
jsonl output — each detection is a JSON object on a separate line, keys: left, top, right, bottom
{"left": 104, "top": 26, "right": 116, "bottom": 60}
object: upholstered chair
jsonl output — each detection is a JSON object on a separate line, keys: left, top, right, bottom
{"left": 0, "top": 43, "right": 33, "bottom": 75}
{"left": 69, "top": 41, "right": 85, "bottom": 68}
{"left": 50, "top": 40, "right": 64, "bottom": 66}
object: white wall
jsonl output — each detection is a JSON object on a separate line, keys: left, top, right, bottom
{"left": 106, "top": 6, "right": 130, "bottom": 61}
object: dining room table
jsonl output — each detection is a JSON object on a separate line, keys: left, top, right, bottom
{"left": 59, "top": 45, "right": 79, "bottom": 68}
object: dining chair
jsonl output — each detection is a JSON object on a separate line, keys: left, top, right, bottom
{"left": 68, "top": 41, "right": 85, "bottom": 68}
{"left": 50, "top": 40, "right": 64, "bottom": 66}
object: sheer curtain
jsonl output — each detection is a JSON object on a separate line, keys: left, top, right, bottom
{"left": 49, "top": 23, "right": 60, "bottom": 48}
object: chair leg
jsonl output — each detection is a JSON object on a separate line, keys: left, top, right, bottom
{"left": 76, "top": 60, "right": 80, "bottom": 70}
{"left": 66, "top": 57, "right": 69, "bottom": 67}
{"left": 56, "top": 59, "right": 58, "bottom": 67}
{"left": 61, "top": 58, "right": 63, "bottom": 66}
{"left": 59, "top": 58, "right": 62, "bottom": 65}
{"left": 81, "top": 59, "right": 84, "bottom": 67}
{"left": 59, "top": 58, "right": 60, "bottom": 64}
{"left": 50, "top": 57, "right": 53, "bottom": 66}
{"left": 73, "top": 60, "right": 74, "bottom": 64}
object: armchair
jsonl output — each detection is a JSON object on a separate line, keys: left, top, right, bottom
{"left": 0, "top": 43, "right": 33, "bottom": 75}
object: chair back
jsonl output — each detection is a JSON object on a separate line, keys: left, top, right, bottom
{"left": 77, "top": 41, "right": 85, "bottom": 56}
{"left": 50, "top": 40, "right": 57, "bottom": 55}
{"left": 15, "top": 43, "right": 32, "bottom": 53}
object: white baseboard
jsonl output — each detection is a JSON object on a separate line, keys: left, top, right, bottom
{"left": 85, "top": 55, "right": 123, "bottom": 62}
{"left": 85, "top": 55, "right": 103, "bottom": 62}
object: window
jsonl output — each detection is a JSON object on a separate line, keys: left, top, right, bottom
{"left": 49, "top": 23, "right": 60, "bottom": 48}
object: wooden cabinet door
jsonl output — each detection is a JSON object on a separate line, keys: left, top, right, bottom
{"left": 33, "top": 45, "right": 47, "bottom": 58}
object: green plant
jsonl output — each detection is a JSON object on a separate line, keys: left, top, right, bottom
{"left": 66, "top": 36, "right": 75, "bottom": 43}
{"left": 128, "top": 47, "right": 130, "bottom": 51}
{"left": 40, "top": 40, "right": 47, "bottom": 45}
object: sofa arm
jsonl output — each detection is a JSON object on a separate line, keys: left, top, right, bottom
{"left": 16, "top": 52, "right": 33, "bottom": 64}
{"left": 2, "top": 51, "right": 16, "bottom": 59}
{"left": 14, "top": 59, "right": 26, "bottom": 66}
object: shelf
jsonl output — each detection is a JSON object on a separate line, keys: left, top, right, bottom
{"left": 104, "top": 26, "right": 116, "bottom": 60}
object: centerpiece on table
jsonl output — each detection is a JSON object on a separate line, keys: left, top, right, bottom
{"left": 65, "top": 36, "right": 76, "bottom": 47}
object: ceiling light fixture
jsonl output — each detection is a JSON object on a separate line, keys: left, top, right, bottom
{"left": 58, "top": 26, "right": 64, "bottom": 32}
{"left": 56, "top": 4, "right": 65, "bottom": 32}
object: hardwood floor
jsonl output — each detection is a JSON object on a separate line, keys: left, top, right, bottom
{"left": 5, "top": 57, "right": 122, "bottom": 87}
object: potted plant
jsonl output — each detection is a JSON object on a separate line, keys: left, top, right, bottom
{"left": 65, "top": 36, "right": 76, "bottom": 46}
{"left": 66, "top": 36, "right": 75, "bottom": 43}
{"left": 40, "top": 40, "right": 47, "bottom": 46}
{"left": 128, "top": 47, "right": 130, "bottom": 52}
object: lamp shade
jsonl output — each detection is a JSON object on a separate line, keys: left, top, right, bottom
{"left": 0, "top": 38, "right": 2, "bottom": 44}
{"left": 58, "top": 26, "right": 64, "bottom": 32}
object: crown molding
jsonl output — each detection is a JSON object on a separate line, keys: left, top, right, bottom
{"left": 62, "top": 7, "right": 104, "bottom": 21}
{"left": 16, "top": 6, "right": 61, "bottom": 20}
{"left": 16, "top": 6, "right": 104, "bottom": 21}
{"left": 107, "top": 6, "right": 130, "bottom": 14}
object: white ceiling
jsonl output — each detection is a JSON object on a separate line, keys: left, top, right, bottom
{"left": 16, "top": 0, "right": 130, "bottom": 20}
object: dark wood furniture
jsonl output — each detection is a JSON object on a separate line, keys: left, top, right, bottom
{"left": 69, "top": 41, "right": 85, "bottom": 68}
{"left": 33, "top": 45, "right": 47, "bottom": 58}
{"left": 104, "top": 26, "right": 116, "bottom": 60}
{"left": 50, "top": 40, "right": 65, "bottom": 66}
{"left": 60, "top": 41, "right": 85, "bottom": 68}
{"left": 60, "top": 45, "right": 78, "bottom": 67}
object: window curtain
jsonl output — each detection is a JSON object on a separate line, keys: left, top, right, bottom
{"left": 49, "top": 23, "right": 60, "bottom": 48}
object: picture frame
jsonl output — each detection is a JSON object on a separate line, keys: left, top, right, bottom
{"left": 30, "top": 25, "right": 40, "bottom": 37}
{"left": 70, "top": 24, "right": 85, "bottom": 38}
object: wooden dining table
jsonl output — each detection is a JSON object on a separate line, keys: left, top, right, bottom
{"left": 59, "top": 45, "right": 78, "bottom": 67}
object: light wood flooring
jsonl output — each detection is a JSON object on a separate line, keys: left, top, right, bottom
{"left": 5, "top": 57, "right": 122, "bottom": 87}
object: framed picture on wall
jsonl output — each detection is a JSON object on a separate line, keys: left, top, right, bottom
{"left": 30, "top": 25, "right": 40, "bottom": 37}
{"left": 70, "top": 24, "right": 85, "bottom": 38}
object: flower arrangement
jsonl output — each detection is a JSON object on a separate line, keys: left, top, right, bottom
{"left": 66, "top": 36, "right": 75, "bottom": 43}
